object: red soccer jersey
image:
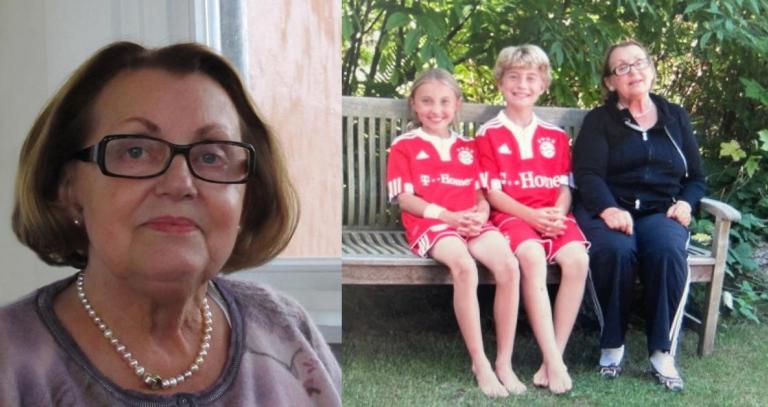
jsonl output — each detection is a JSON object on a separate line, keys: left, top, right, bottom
{"left": 476, "top": 111, "right": 571, "bottom": 208}
{"left": 387, "top": 128, "right": 481, "bottom": 245}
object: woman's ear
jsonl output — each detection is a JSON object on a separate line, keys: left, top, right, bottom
{"left": 58, "top": 164, "right": 83, "bottom": 221}
{"left": 603, "top": 77, "right": 615, "bottom": 92}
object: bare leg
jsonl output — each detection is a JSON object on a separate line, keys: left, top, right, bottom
{"left": 431, "top": 237, "right": 508, "bottom": 398}
{"left": 516, "top": 241, "right": 572, "bottom": 394}
{"left": 469, "top": 231, "right": 526, "bottom": 395}
{"left": 551, "top": 243, "right": 589, "bottom": 353}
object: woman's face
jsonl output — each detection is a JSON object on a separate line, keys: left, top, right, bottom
{"left": 604, "top": 44, "right": 655, "bottom": 102}
{"left": 66, "top": 68, "right": 246, "bottom": 290}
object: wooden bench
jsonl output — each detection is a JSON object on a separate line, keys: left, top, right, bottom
{"left": 342, "top": 95, "right": 741, "bottom": 356}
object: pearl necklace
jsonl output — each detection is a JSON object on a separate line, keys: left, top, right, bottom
{"left": 617, "top": 100, "right": 655, "bottom": 118}
{"left": 75, "top": 272, "right": 213, "bottom": 390}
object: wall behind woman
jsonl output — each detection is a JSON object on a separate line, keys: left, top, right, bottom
{"left": 245, "top": 0, "right": 341, "bottom": 259}
{"left": 0, "top": 0, "right": 341, "bottom": 340}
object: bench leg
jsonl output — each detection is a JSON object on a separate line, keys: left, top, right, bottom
{"left": 585, "top": 267, "right": 604, "bottom": 334}
{"left": 698, "top": 217, "right": 731, "bottom": 356}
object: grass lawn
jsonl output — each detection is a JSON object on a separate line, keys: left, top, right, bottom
{"left": 342, "top": 286, "right": 768, "bottom": 406}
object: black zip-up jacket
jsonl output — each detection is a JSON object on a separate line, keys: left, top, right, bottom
{"left": 573, "top": 92, "right": 706, "bottom": 218}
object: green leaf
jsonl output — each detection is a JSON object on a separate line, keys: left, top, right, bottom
{"left": 404, "top": 28, "right": 421, "bottom": 54}
{"left": 731, "top": 242, "right": 758, "bottom": 271}
{"left": 700, "top": 32, "right": 711, "bottom": 48}
{"left": 434, "top": 46, "right": 453, "bottom": 70}
{"left": 684, "top": 1, "right": 707, "bottom": 13}
{"left": 741, "top": 78, "right": 768, "bottom": 105}
{"left": 419, "top": 10, "right": 447, "bottom": 39}
{"left": 759, "top": 130, "right": 768, "bottom": 152}
{"left": 550, "top": 41, "right": 564, "bottom": 67}
{"left": 719, "top": 140, "right": 747, "bottom": 161}
{"left": 419, "top": 43, "right": 435, "bottom": 62}
{"left": 735, "top": 298, "right": 760, "bottom": 322}
{"left": 744, "top": 155, "right": 761, "bottom": 177}
{"left": 385, "top": 12, "right": 411, "bottom": 31}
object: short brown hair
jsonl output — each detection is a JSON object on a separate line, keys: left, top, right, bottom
{"left": 600, "top": 39, "right": 654, "bottom": 96}
{"left": 12, "top": 42, "right": 299, "bottom": 271}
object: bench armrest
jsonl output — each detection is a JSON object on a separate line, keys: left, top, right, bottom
{"left": 700, "top": 197, "right": 741, "bottom": 223}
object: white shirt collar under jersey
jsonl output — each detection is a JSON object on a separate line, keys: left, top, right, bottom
{"left": 415, "top": 127, "right": 457, "bottom": 161}
{"left": 497, "top": 111, "right": 539, "bottom": 160}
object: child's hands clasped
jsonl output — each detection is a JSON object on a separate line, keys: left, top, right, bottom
{"left": 527, "top": 207, "right": 567, "bottom": 238}
{"left": 439, "top": 206, "right": 487, "bottom": 237}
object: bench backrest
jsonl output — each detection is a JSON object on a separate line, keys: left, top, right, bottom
{"left": 342, "top": 95, "right": 588, "bottom": 230}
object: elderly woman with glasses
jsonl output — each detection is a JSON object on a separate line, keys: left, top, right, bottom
{"left": 0, "top": 42, "right": 341, "bottom": 406}
{"left": 572, "top": 40, "right": 705, "bottom": 392}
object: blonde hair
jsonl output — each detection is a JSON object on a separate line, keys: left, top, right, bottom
{"left": 493, "top": 44, "right": 552, "bottom": 86}
{"left": 407, "top": 68, "right": 463, "bottom": 129}
{"left": 13, "top": 42, "right": 299, "bottom": 271}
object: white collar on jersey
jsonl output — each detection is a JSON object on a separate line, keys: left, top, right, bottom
{"left": 497, "top": 111, "right": 540, "bottom": 160}
{"left": 415, "top": 127, "right": 458, "bottom": 161}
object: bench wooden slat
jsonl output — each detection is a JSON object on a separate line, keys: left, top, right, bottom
{"left": 342, "top": 232, "right": 379, "bottom": 256}
{"left": 344, "top": 116, "right": 355, "bottom": 225}
{"left": 376, "top": 117, "right": 389, "bottom": 226}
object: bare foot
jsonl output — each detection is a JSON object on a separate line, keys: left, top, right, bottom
{"left": 532, "top": 363, "right": 548, "bottom": 388}
{"left": 472, "top": 361, "right": 509, "bottom": 398}
{"left": 546, "top": 362, "right": 572, "bottom": 394}
{"left": 496, "top": 364, "right": 527, "bottom": 395}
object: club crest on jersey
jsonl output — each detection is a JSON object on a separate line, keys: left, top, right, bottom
{"left": 457, "top": 147, "right": 474, "bottom": 165}
{"left": 538, "top": 137, "right": 556, "bottom": 159}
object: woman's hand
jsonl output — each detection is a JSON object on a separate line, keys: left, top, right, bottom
{"left": 526, "top": 207, "right": 567, "bottom": 238}
{"left": 599, "top": 207, "right": 634, "bottom": 235}
{"left": 666, "top": 200, "right": 692, "bottom": 227}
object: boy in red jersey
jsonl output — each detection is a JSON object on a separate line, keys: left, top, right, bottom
{"left": 476, "top": 45, "right": 590, "bottom": 394}
{"left": 387, "top": 68, "right": 525, "bottom": 398}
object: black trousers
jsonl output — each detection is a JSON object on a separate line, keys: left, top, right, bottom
{"left": 574, "top": 203, "right": 690, "bottom": 356}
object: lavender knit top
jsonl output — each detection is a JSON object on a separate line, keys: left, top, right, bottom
{"left": 0, "top": 275, "right": 341, "bottom": 406}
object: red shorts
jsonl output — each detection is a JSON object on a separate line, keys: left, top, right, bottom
{"left": 490, "top": 211, "right": 589, "bottom": 263}
{"left": 411, "top": 222, "right": 498, "bottom": 257}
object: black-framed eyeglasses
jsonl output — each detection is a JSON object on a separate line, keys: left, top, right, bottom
{"left": 73, "top": 134, "right": 256, "bottom": 184}
{"left": 611, "top": 58, "right": 651, "bottom": 76}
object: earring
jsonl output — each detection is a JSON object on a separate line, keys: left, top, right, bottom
{"left": 73, "top": 218, "right": 81, "bottom": 226}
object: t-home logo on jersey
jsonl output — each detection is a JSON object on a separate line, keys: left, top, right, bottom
{"left": 515, "top": 171, "right": 561, "bottom": 189}
{"left": 420, "top": 173, "right": 474, "bottom": 187}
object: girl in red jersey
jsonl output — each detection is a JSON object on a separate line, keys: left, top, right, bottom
{"left": 387, "top": 68, "right": 525, "bottom": 398}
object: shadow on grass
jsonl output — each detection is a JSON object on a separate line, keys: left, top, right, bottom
{"left": 343, "top": 285, "right": 768, "bottom": 406}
